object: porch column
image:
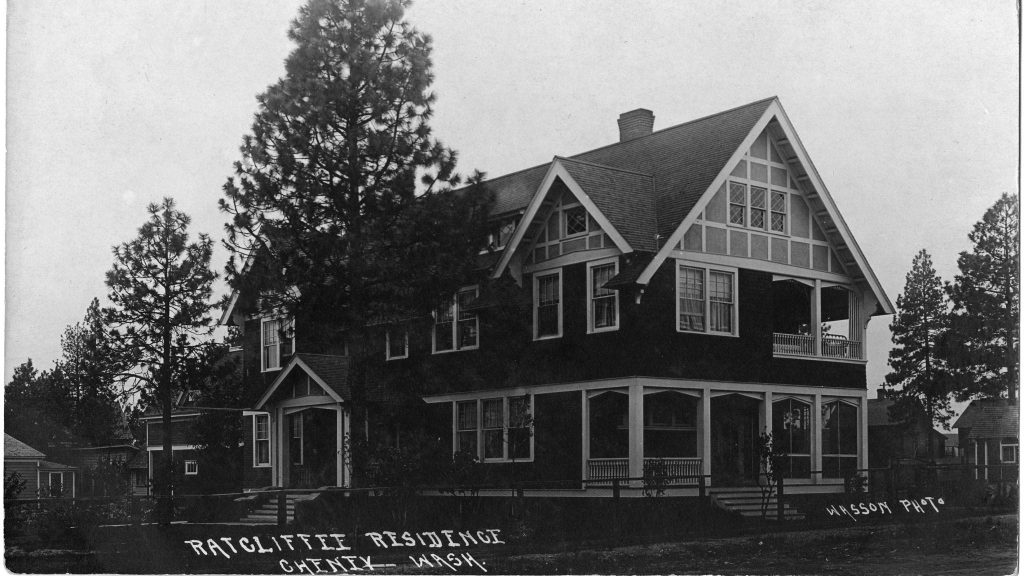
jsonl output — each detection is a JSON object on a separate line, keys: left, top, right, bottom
{"left": 342, "top": 405, "right": 350, "bottom": 485}
{"left": 628, "top": 381, "right": 644, "bottom": 485}
{"left": 974, "top": 441, "right": 979, "bottom": 479}
{"left": 984, "top": 440, "right": 989, "bottom": 480}
{"left": 812, "top": 393, "right": 821, "bottom": 484}
{"left": 763, "top": 390, "right": 773, "bottom": 436}
{"left": 580, "top": 391, "right": 589, "bottom": 484}
{"left": 701, "top": 387, "right": 712, "bottom": 486}
{"left": 812, "top": 279, "right": 822, "bottom": 355}
{"left": 276, "top": 407, "right": 286, "bottom": 487}
{"left": 860, "top": 393, "right": 869, "bottom": 471}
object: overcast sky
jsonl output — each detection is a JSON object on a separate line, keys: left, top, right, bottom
{"left": 6, "top": 1, "right": 1019, "bottom": 414}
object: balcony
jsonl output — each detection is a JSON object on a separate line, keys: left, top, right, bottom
{"left": 773, "top": 333, "right": 864, "bottom": 360}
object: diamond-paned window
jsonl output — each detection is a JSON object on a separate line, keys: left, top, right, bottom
{"left": 771, "top": 191, "right": 787, "bottom": 233}
{"left": 564, "top": 206, "right": 588, "bottom": 237}
{"left": 729, "top": 182, "right": 746, "bottom": 226}
{"left": 750, "top": 186, "right": 767, "bottom": 229}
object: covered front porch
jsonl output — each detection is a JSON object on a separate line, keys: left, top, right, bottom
{"left": 581, "top": 381, "right": 867, "bottom": 490}
{"left": 255, "top": 354, "right": 352, "bottom": 489}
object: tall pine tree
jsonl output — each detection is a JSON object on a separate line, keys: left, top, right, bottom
{"left": 104, "top": 198, "right": 217, "bottom": 523}
{"left": 884, "top": 250, "right": 953, "bottom": 459}
{"left": 220, "top": 0, "right": 492, "bottom": 479}
{"left": 945, "top": 193, "right": 1019, "bottom": 401}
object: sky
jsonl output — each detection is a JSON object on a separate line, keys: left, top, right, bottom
{"left": 5, "top": 1, "right": 1019, "bottom": 418}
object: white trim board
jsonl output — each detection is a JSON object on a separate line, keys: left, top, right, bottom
{"left": 255, "top": 356, "right": 345, "bottom": 409}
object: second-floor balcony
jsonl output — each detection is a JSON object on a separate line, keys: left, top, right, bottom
{"left": 771, "top": 277, "right": 866, "bottom": 362}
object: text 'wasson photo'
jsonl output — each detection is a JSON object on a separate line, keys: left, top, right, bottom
{"left": 4, "top": 0, "right": 1018, "bottom": 574}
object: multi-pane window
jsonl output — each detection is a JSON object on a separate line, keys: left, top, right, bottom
{"left": 678, "top": 264, "right": 736, "bottom": 335}
{"left": 1001, "top": 442, "right": 1018, "bottom": 464}
{"left": 185, "top": 460, "right": 198, "bottom": 475}
{"left": 772, "top": 398, "right": 811, "bottom": 478}
{"left": 771, "top": 191, "right": 787, "bottom": 233}
{"left": 386, "top": 327, "right": 408, "bottom": 360}
{"left": 729, "top": 182, "right": 746, "bottom": 225}
{"left": 453, "top": 396, "right": 533, "bottom": 462}
{"left": 261, "top": 317, "right": 294, "bottom": 372}
{"left": 750, "top": 186, "right": 767, "bottom": 230}
{"left": 589, "top": 261, "right": 618, "bottom": 332}
{"left": 254, "top": 414, "right": 271, "bottom": 467}
{"left": 821, "top": 401, "right": 858, "bottom": 478}
{"left": 455, "top": 401, "right": 478, "bottom": 457}
{"left": 434, "top": 287, "right": 479, "bottom": 353}
{"left": 563, "top": 205, "right": 588, "bottom": 237}
{"left": 534, "top": 271, "right": 562, "bottom": 339}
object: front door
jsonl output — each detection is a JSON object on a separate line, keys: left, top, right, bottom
{"left": 286, "top": 409, "right": 337, "bottom": 488}
{"left": 711, "top": 394, "right": 760, "bottom": 486}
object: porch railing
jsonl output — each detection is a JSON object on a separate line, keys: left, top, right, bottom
{"left": 773, "top": 333, "right": 863, "bottom": 360}
{"left": 587, "top": 458, "right": 702, "bottom": 486}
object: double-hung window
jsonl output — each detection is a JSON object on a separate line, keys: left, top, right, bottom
{"left": 433, "top": 287, "right": 479, "bottom": 353}
{"left": 677, "top": 263, "right": 737, "bottom": 335}
{"left": 588, "top": 259, "right": 619, "bottom": 333}
{"left": 1001, "top": 441, "right": 1018, "bottom": 464}
{"left": 261, "top": 317, "right": 295, "bottom": 372}
{"left": 386, "top": 327, "right": 408, "bottom": 360}
{"left": 185, "top": 460, "right": 198, "bottom": 475}
{"left": 253, "top": 414, "right": 271, "bottom": 467}
{"left": 534, "top": 270, "right": 562, "bottom": 339}
{"left": 453, "top": 396, "right": 533, "bottom": 462}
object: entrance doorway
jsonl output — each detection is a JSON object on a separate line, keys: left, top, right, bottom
{"left": 710, "top": 394, "right": 761, "bottom": 485}
{"left": 286, "top": 408, "right": 337, "bottom": 488}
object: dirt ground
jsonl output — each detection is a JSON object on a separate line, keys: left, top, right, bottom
{"left": 465, "top": 513, "right": 1019, "bottom": 575}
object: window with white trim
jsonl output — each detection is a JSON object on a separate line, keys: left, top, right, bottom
{"left": 534, "top": 270, "right": 562, "bottom": 339}
{"left": 588, "top": 259, "right": 619, "bottom": 333}
{"left": 185, "top": 460, "right": 198, "bottom": 475}
{"left": 821, "top": 400, "right": 859, "bottom": 478}
{"left": 677, "top": 264, "right": 736, "bottom": 335}
{"left": 453, "top": 395, "right": 533, "bottom": 462}
{"left": 253, "top": 414, "right": 270, "bottom": 467}
{"left": 773, "top": 397, "right": 811, "bottom": 478}
{"left": 386, "top": 327, "right": 408, "bottom": 360}
{"left": 261, "top": 317, "right": 294, "bottom": 372}
{"left": 290, "top": 413, "right": 303, "bottom": 465}
{"left": 433, "top": 287, "right": 479, "bottom": 353}
{"left": 1001, "top": 441, "right": 1018, "bottom": 464}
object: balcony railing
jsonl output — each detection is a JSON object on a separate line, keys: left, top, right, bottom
{"left": 586, "top": 458, "right": 702, "bottom": 486}
{"left": 773, "top": 333, "right": 863, "bottom": 361}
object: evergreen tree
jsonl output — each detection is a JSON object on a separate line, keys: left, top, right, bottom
{"left": 54, "top": 298, "right": 126, "bottom": 447}
{"left": 4, "top": 359, "right": 74, "bottom": 451}
{"left": 104, "top": 198, "right": 217, "bottom": 523}
{"left": 945, "top": 193, "right": 1019, "bottom": 401}
{"left": 884, "top": 250, "right": 953, "bottom": 459}
{"left": 220, "top": 0, "right": 492, "bottom": 480}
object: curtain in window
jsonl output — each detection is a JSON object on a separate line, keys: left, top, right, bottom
{"left": 456, "top": 401, "right": 477, "bottom": 456}
{"left": 709, "top": 271, "right": 733, "bottom": 333}
{"left": 592, "top": 264, "right": 617, "bottom": 329}
{"left": 482, "top": 399, "right": 504, "bottom": 459}
{"left": 537, "top": 274, "right": 560, "bottom": 337}
{"left": 678, "top": 267, "right": 705, "bottom": 331}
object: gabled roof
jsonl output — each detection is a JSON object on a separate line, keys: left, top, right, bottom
{"left": 953, "top": 398, "right": 1019, "bottom": 440}
{"left": 5, "top": 434, "right": 45, "bottom": 459}
{"left": 557, "top": 158, "right": 658, "bottom": 251}
{"left": 254, "top": 353, "right": 349, "bottom": 410}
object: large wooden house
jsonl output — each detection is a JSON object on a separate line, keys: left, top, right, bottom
{"left": 173, "top": 96, "right": 893, "bottom": 496}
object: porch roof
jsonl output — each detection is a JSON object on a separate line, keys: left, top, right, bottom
{"left": 255, "top": 353, "right": 350, "bottom": 409}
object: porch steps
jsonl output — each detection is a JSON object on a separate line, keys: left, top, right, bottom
{"left": 709, "top": 487, "right": 804, "bottom": 521}
{"left": 237, "top": 492, "right": 318, "bottom": 525}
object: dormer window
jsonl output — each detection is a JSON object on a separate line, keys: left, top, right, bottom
{"left": 261, "top": 317, "right": 295, "bottom": 372}
{"left": 486, "top": 216, "right": 520, "bottom": 251}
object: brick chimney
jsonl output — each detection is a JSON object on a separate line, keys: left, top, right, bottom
{"left": 617, "top": 108, "right": 655, "bottom": 142}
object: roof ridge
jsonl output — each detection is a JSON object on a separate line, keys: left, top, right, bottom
{"left": 554, "top": 156, "right": 654, "bottom": 178}
{"left": 476, "top": 96, "right": 777, "bottom": 204}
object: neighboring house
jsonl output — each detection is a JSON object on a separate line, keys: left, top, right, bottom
{"left": 4, "top": 434, "right": 78, "bottom": 499}
{"left": 867, "top": 391, "right": 946, "bottom": 465}
{"left": 126, "top": 450, "right": 151, "bottom": 496}
{"left": 941, "top": 433, "right": 962, "bottom": 463}
{"left": 212, "top": 96, "right": 892, "bottom": 496}
{"left": 953, "top": 398, "right": 1019, "bottom": 480}
{"left": 67, "top": 444, "right": 140, "bottom": 497}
